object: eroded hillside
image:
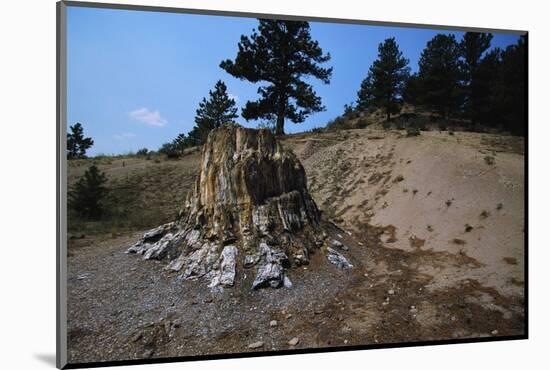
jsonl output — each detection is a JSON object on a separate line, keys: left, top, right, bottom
{"left": 284, "top": 129, "right": 524, "bottom": 299}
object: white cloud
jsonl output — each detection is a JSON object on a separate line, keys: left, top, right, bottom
{"left": 113, "top": 132, "right": 136, "bottom": 140}
{"left": 128, "top": 107, "right": 167, "bottom": 127}
{"left": 228, "top": 93, "right": 239, "bottom": 102}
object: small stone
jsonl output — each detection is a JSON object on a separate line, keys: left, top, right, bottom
{"left": 288, "top": 337, "right": 300, "bottom": 346}
{"left": 76, "top": 273, "right": 91, "bottom": 280}
{"left": 363, "top": 273, "right": 369, "bottom": 277}
{"left": 143, "top": 349, "right": 154, "bottom": 357}
{"left": 270, "top": 320, "right": 278, "bottom": 327}
{"left": 344, "top": 339, "right": 349, "bottom": 344}
{"left": 131, "top": 332, "right": 143, "bottom": 343}
{"left": 283, "top": 275, "right": 293, "bottom": 288}
{"left": 491, "top": 329, "right": 499, "bottom": 335}
{"left": 388, "top": 289, "right": 395, "bottom": 295}
{"left": 326, "top": 247, "right": 353, "bottom": 269}
{"left": 330, "top": 239, "right": 349, "bottom": 251}
{"left": 248, "top": 341, "right": 264, "bottom": 349}
{"left": 286, "top": 314, "right": 293, "bottom": 319}
{"left": 164, "top": 321, "right": 172, "bottom": 335}
{"left": 330, "top": 239, "right": 343, "bottom": 248}
{"left": 244, "top": 254, "right": 260, "bottom": 268}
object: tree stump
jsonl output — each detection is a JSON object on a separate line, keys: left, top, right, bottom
{"left": 127, "top": 124, "right": 348, "bottom": 289}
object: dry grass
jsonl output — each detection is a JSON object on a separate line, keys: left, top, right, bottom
{"left": 67, "top": 153, "right": 200, "bottom": 237}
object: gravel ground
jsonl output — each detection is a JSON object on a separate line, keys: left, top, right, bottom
{"left": 67, "top": 220, "right": 524, "bottom": 365}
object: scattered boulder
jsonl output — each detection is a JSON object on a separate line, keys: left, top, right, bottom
{"left": 283, "top": 275, "right": 293, "bottom": 288}
{"left": 207, "top": 245, "right": 238, "bottom": 288}
{"left": 252, "top": 243, "right": 289, "bottom": 289}
{"left": 330, "top": 239, "right": 349, "bottom": 251}
{"left": 244, "top": 254, "right": 260, "bottom": 268}
{"left": 247, "top": 341, "right": 264, "bottom": 349}
{"left": 326, "top": 247, "right": 353, "bottom": 269}
{"left": 130, "top": 331, "right": 143, "bottom": 343}
{"left": 288, "top": 337, "right": 300, "bottom": 346}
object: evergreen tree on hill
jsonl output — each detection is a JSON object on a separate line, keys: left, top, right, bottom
{"left": 68, "top": 165, "right": 108, "bottom": 220}
{"left": 220, "top": 19, "right": 332, "bottom": 135}
{"left": 356, "top": 37, "right": 410, "bottom": 121}
{"left": 67, "top": 122, "right": 94, "bottom": 159}
{"left": 193, "top": 80, "right": 238, "bottom": 144}
{"left": 417, "top": 34, "right": 463, "bottom": 119}
{"left": 493, "top": 36, "right": 526, "bottom": 136}
{"left": 460, "top": 32, "right": 493, "bottom": 126}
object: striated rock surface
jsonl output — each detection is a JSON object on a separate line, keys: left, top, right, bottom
{"left": 127, "top": 124, "right": 351, "bottom": 289}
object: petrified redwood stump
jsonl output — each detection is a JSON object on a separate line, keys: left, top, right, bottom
{"left": 127, "top": 124, "right": 351, "bottom": 289}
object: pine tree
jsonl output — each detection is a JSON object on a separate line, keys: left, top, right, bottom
{"left": 173, "top": 133, "right": 188, "bottom": 154}
{"left": 493, "top": 36, "right": 526, "bottom": 135}
{"left": 68, "top": 165, "right": 108, "bottom": 219}
{"left": 67, "top": 122, "right": 94, "bottom": 159}
{"left": 417, "top": 34, "right": 463, "bottom": 119}
{"left": 403, "top": 73, "right": 421, "bottom": 106}
{"left": 193, "top": 80, "right": 238, "bottom": 143}
{"left": 460, "top": 32, "right": 493, "bottom": 126}
{"left": 220, "top": 19, "right": 332, "bottom": 135}
{"left": 473, "top": 47, "right": 502, "bottom": 127}
{"left": 356, "top": 73, "right": 376, "bottom": 111}
{"left": 356, "top": 38, "right": 410, "bottom": 121}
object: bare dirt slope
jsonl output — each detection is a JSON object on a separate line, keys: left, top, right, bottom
{"left": 66, "top": 129, "right": 525, "bottom": 364}
{"left": 285, "top": 129, "right": 525, "bottom": 299}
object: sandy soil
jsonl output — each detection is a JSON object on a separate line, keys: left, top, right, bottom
{"left": 288, "top": 129, "right": 525, "bottom": 298}
{"left": 66, "top": 128, "right": 525, "bottom": 365}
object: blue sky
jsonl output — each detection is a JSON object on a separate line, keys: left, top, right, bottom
{"left": 67, "top": 6, "right": 520, "bottom": 156}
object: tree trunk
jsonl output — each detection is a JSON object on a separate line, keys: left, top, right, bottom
{"left": 276, "top": 114, "right": 285, "bottom": 136}
{"left": 275, "top": 93, "right": 286, "bottom": 136}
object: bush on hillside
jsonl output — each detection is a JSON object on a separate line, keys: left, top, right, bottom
{"left": 158, "top": 142, "right": 181, "bottom": 159}
{"left": 68, "top": 165, "right": 109, "bottom": 220}
{"left": 406, "top": 126, "right": 421, "bottom": 137}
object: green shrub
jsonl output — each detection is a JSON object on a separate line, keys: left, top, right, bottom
{"left": 158, "top": 142, "right": 180, "bottom": 159}
{"left": 356, "top": 118, "right": 369, "bottom": 129}
{"left": 484, "top": 155, "right": 495, "bottom": 165}
{"left": 68, "top": 165, "right": 109, "bottom": 220}
{"left": 406, "top": 126, "right": 421, "bottom": 137}
{"left": 136, "top": 148, "right": 149, "bottom": 156}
